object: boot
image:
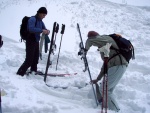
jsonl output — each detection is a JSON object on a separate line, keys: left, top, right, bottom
{"left": 16, "top": 68, "right": 25, "bottom": 76}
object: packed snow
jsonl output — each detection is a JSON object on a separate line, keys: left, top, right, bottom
{"left": 0, "top": 0, "right": 150, "bottom": 113}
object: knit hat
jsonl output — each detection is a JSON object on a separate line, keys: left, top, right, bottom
{"left": 87, "top": 31, "right": 99, "bottom": 38}
{"left": 37, "top": 7, "right": 47, "bottom": 14}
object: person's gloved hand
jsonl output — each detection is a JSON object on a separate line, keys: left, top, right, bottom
{"left": 47, "top": 30, "right": 50, "bottom": 35}
{"left": 78, "top": 49, "right": 87, "bottom": 56}
{"left": 98, "top": 43, "right": 112, "bottom": 57}
{"left": 43, "top": 29, "right": 50, "bottom": 35}
{"left": 90, "top": 79, "right": 99, "bottom": 84}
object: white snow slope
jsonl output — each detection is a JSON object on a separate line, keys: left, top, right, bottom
{"left": 0, "top": 0, "right": 150, "bottom": 113}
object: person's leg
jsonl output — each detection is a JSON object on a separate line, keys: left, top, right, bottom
{"left": 17, "top": 40, "right": 36, "bottom": 76}
{"left": 30, "top": 42, "right": 39, "bottom": 72}
{"left": 99, "top": 65, "right": 127, "bottom": 111}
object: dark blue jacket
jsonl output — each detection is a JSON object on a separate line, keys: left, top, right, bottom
{"left": 28, "top": 16, "right": 46, "bottom": 42}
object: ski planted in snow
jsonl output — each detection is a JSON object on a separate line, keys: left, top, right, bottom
{"left": 44, "top": 22, "right": 57, "bottom": 82}
{"left": 77, "top": 23, "right": 98, "bottom": 106}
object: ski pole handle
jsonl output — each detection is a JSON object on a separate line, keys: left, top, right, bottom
{"left": 61, "top": 24, "right": 65, "bottom": 34}
{"left": 55, "top": 24, "right": 59, "bottom": 33}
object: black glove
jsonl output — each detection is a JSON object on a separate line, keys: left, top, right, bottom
{"left": 78, "top": 48, "right": 87, "bottom": 56}
{"left": 78, "top": 51, "right": 82, "bottom": 56}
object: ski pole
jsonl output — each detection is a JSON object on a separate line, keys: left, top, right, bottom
{"left": 101, "top": 58, "right": 108, "bottom": 113}
{"left": 105, "top": 74, "right": 108, "bottom": 113}
{"left": 101, "top": 75, "right": 105, "bottom": 113}
{"left": 52, "top": 23, "right": 59, "bottom": 54}
{"left": 56, "top": 24, "right": 65, "bottom": 70}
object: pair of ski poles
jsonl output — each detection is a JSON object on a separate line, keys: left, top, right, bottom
{"left": 49, "top": 23, "right": 65, "bottom": 70}
{"left": 56, "top": 24, "right": 65, "bottom": 70}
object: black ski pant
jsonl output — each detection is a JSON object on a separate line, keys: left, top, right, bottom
{"left": 17, "top": 39, "right": 39, "bottom": 76}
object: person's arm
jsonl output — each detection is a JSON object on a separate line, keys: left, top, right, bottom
{"left": 90, "top": 64, "right": 104, "bottom": 84}
{"left": 90, "top": 42, "right": 112, "bottom": 84}
{"left": 97, "top": 64, "right": 104, "bottom": 81}
{"left": 28, "top": 17, "right": 43, "bottom": 33}
{"left": 42, "top": 22, "right": 50, "bottom": 35}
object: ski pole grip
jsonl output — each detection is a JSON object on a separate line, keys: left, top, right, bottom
{"left": 61, "top": 24, "right": 65, "bottom": 34}
{"left": 55, "top": 24, "right": 59, "bottom": 33}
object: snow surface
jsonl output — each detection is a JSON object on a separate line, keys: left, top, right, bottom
{"left": 106, "top": 0, "right": 150, "bottom": 6}
{"left": 0, "top": 0, "right": 150, "bottom": 113}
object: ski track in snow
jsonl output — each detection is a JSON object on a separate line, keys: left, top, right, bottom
{"left": 0, "top": 0, "right": 150, "bottom": 113}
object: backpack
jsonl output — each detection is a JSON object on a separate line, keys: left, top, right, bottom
{"left": 0, "top": 35, "right": 3, "bottom": 48}
{"left": 20, "top": 16, "right": 37, "bottom": 42}
{"left": 109, "top": 34, "right": 135, "bottom": 63}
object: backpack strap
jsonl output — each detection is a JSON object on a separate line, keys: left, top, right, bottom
{"left": 108, "top": 47, "right": 123, "bottom": 64}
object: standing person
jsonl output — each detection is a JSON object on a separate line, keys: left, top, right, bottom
{"left": 17, "top": 7, "right": 50, "bottom": 76}
{"left": 85, "top": 31, "right": 128, "bottom": 112}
